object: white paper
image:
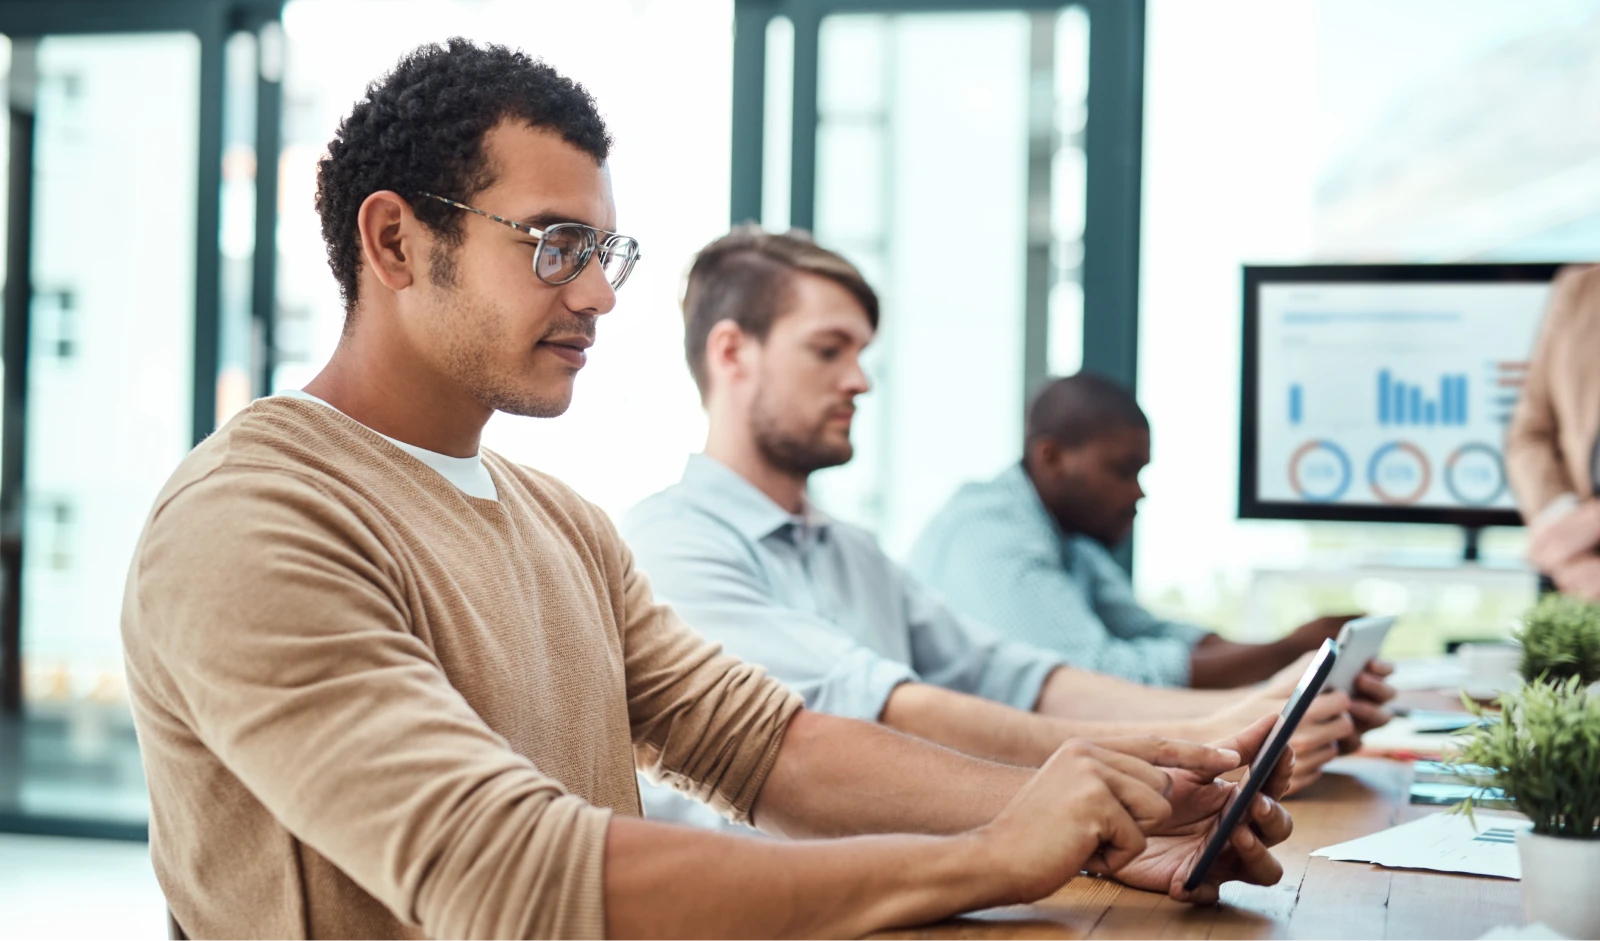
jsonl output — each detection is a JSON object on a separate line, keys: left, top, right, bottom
{"left": 1477, "top": 923, "right": 1570, "bottom": 941}
{"left": 1312, "top": 812, "right": 1532, "bottom": 879}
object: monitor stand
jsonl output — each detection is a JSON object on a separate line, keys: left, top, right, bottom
{"left": 1461, "top": 525, "right": 1482, "bottom": 564}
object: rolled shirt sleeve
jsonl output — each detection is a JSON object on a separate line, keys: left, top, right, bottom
{"left": 602, "top": 518, "right": 803, "bottom": 826}
{"left": 623, "top": 499, "right": 917, "bottom": 834}
{"left": 899, "top": 568, "right": 1062, "bottom": 711}
{"left": 622, "top": 507, "right": 917, "bottom": 724}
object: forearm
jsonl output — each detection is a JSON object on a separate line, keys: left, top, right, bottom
{"left": 604, "top": 815, "right": 1008, "bottom": 939}
{"left": 879, "top": 680, "right": 1116, "bottom": 767}
{"left": 1035, "top": 665, "right": 1235, "bottom": 722}
{"left": 1188, "top": 637, "right": 1296, "bottom": 689}
{"left": 754, "top": 707, "right": 1032, "bottom": 836}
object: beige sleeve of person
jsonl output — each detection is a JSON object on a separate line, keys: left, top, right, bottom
{"left": 1507, "top": 266, "right": 1587, "bottom": 520}
{"left": 598, "top": 510, "right": 803, "bottom": 825}
{"left": 129, "top": 468, "right": 614, "bottom": 940}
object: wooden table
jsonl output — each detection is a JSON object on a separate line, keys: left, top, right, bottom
{"left": 873, "top": 757, "right": 1525, "bottom": 940}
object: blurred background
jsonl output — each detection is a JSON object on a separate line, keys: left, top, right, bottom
{"left": 1, "top": 0, "right": 1596, "bottom": 934}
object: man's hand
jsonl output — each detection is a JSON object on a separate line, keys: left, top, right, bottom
{"left": 1284, "top": 690, "right": 1354, "bottom": 792}
{"left": 972, "top": 737, "right": 1243, "bottom": 906}
{"left": 1528, "top": 497, "right": 1600, "bottom": 573}
{"left": 1098, "top": 715, "right": 1294, "bottom": 904}
{"left": 1550, "top": 554, "right": 1600, "bottom": 601}
{"left": 1340, "top": 659, "right": 1397, "bottom": 754}
{"left": 1202, "top": 683, "right": 1352, "bottom": 794}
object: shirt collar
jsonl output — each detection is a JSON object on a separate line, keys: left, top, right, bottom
{"left": 679, "top": 453, "right": 830, "bottom": 543}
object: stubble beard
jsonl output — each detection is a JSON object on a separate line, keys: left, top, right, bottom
{"left": 750, "top": 384, "right": 854, "bottom": 477}
{"left": 431, "top": 244, "right": 582, "bottom": 420}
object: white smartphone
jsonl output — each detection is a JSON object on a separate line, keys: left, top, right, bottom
{"left": 1319, "top": 615, "right": 1395, "bottom": 696}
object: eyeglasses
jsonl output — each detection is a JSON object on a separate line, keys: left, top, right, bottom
{"left": 419, "top": 193, "right": 641, "bottom": 290}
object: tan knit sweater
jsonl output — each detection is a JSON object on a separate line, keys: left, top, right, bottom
{"left": 121, "top": 397, "right": 802, "bottom": 939}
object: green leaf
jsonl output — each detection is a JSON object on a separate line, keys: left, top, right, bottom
{"left": 1448, "top": 675, "right": 1600, "bottom": 839}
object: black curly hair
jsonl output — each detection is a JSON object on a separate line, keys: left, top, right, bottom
{"left": 314, "top": 38, "right": 612, "bottom": 314}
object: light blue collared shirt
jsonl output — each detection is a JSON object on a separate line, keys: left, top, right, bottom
{"left": 907, "top": 463, "right": 1210, "bottom": 688}
{"left": 624, "top": 454, "right": 1066, "bottom": 832}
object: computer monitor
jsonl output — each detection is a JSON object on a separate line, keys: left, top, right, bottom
{"left": 1239, "top": 263, "right": 1566, "bottom": 528}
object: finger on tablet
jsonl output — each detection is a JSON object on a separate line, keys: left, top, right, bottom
{"left": 1209, "top": 714, "right": 1275, "bottom": 766}
{"left": 1097, "top": 736, "right": 1242, "bottom": 777}
{"left": 1086, "top": 743, "right": 1173, "bottom": 797}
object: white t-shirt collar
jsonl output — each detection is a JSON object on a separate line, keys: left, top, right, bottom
{"left": 277, "top": 390, "right": 499, "bottom": 502}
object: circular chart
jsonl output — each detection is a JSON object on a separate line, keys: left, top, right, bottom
{"left": 1444, "top": 444, "right": 1507, "bottom": 507}
{"left": 1289, "top": 440, "right": 1351, "bottom": 502}
{"left": 1367, "top": 441, "right": 1431, "bottom": 505}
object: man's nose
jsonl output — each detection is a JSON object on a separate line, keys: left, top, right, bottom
{"left": 844, "top": 360, "right": 871, "bottom": 395}
{"left": 566, "top": 255, "right": 618, "bottom": 316}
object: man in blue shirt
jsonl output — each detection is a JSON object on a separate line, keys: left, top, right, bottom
{"left": 625, "top": 229, "right": 1383, "bottom": 830}
{"left": 908, "top": 373, "right": 1377, "bottom": 691}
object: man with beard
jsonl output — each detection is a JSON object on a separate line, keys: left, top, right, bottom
{"left": 908, "top": 373, "right": 1395, "bottom": 696}
{"left": 122, "top": 41, "right": 1300, "bottom": 940}
{"left": 626, "top": 228, "right": 1380, "bottom": 834}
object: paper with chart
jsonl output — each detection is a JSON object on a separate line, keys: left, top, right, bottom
{"left": 1312, "top": 812, "right": 1532, "bottom": 879}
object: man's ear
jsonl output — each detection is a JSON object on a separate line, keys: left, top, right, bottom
{"left": 356, "top": 190, "right": 420, "bottom": 294}
{"left": 705, "top": 319, "right": 753, "bottom": 389}
{"left": 1032, "top": 437, "right": 1077, "bottom": 477}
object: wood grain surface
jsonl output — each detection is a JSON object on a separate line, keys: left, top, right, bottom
{"left": 870, "top": 756, "right": 1525, "bottom": 940}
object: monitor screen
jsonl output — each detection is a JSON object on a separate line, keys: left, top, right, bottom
{"left": 1239, "top": 264, "right": 1565, "bottom": 527}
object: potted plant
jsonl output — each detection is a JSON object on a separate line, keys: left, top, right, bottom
{"left": 1454, "top": 676, "right": 1600, "bottom": 938}
{"left": 1514, "top": 594, "right": 1600, "bottom": 687}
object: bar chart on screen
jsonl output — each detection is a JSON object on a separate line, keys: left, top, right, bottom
{"left": 1255, "top": 281, "right": 1550, "bottom": 511}
{"left": 1377, "top": 370, "right": 1469, "bottom": 426}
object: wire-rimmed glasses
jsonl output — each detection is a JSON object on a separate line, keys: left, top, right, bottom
{"left": 419, "top": 192, "right": 641, "bottom": 290}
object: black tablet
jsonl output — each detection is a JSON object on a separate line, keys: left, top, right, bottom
{"left": 1181, "top": 638, "right": 1340, "bottom": 893}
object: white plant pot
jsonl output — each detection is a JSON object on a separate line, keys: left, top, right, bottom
{"left": 1517, "top": 829, "right": 1600, "bottom": 939}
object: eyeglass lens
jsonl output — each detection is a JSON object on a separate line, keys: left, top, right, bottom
{"left": 598, "top": 238, "right": 639, "bottom": 288}
{"left": 535, "top": 226, "right": 591, "bottom": 284}
{"left": 534, "top": 224, "right": 638, "bottom": 289}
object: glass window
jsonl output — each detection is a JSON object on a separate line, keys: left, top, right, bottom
{"left": 1135, "top": 0, "right": 1599, "bottom": 650}
{"left": 807, "top": 8, "right": 1090, "bottom": 557}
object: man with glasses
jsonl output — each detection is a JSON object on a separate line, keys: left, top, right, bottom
{"left": 123, "top": 40, "right": 1295, "bottom": 940}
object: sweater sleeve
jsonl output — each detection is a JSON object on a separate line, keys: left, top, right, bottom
{"left": 131, "top": 467, "right": 612, "bottom": 940}
{"left": 1507, "top": 265, "right": 1590, "bottom": 519}
{"left": 597, "top": 513, "right": 803, "bottom": 826}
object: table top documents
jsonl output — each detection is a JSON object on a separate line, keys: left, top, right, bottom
{"left": 869, "top": 758, "right": 1526, "bottom": 940}
{"left": 1312, "top": 811, "right": 1530, "bottom": 880}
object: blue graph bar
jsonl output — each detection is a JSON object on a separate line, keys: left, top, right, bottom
{"left": 1373, "top": 371, "right": 1471, "bottom": 427}
{"left": 1289, "top": 384, "right": 1303, "bottom": 425}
